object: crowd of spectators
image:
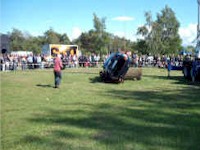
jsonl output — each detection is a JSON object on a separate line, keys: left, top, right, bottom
{"left": 0, "top": 52, "right": 186, "bottom": 71}
{"left": 130, "top": 54, "right": 184, "bottom": 68}
{"left": 0, "top": 53, "right": 101, "bottom": 71}
{"left": 0, "top": 53, "right": 44, "bottom": 71}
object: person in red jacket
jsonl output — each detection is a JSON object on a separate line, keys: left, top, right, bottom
{"left": 54, "top": 54, "right": 63, "bottom": 88}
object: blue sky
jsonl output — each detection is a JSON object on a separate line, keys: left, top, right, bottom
{"left": 1, "top": 0, "right": 198, "bottom": 45}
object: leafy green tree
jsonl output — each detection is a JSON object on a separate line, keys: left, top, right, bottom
{"left": 93, "top": 13, "right": 112, "bottom": 55}
{"left": 44, "top": 28, "right": 60, "bottom": 44}
{"left": 9, "top": 28, "right": 25, "bottom": 51}
{"left": 136, "top": 39, "right": 148, "bottom": 54}
{"left": 59, "top": 33, "right": 70, "bottom": 44}
{"left": 137, "top": 6, "right": 182, "bottom": 55}
{"left": 75, "top": 14, "right": 110, "bottom": 55}
{"left": 93, "top": 13, "right": 106, "bottom": 33}
{"left": 24, "top": 36, "right": 45, "bottom": 54}
{"left": 185, "top": 45, "right": 195, "bottom": 53}
{"left": 72, "top": 13, "right": 137, "bottom": 55}
{"left": 137, "top": 11, "right": 155, "bottom": 54}
{"left": 76, "top": 30, "right": 95, "bottom": 53}
{"left": 137, "top": 26, "right": 148, "bottom": 37}
{"left": 156, "top": 5, "right": 182, "bottom": 54}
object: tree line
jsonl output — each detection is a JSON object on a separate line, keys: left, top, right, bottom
{"left": 3, "top": 5, "right": 194, "bottom": 55}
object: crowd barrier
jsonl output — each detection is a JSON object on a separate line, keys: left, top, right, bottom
{"left": 0, "top": 61, "right": 105, "bottom": 72}
{"left": 0, "top": 60, "right": 182, "bottom": 72}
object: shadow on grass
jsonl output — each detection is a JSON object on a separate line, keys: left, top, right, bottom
{"left": 36, "top": 84, "right": 53, "bottom": 88}
{"left": 23, "top": 85, "right": 200, "bottom": 150}
{"left": 89, "top": 76, "right": 102, "bottom": 83}
{"left": 143, "top": 74, "right": 200, "bottom": 86}
{"left": 89, "top": 76, "right": 122, "bottom": 84}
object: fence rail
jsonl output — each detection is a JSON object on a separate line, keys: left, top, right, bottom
{"left": 0, "top": 60, "right": 183, "bottom": 72}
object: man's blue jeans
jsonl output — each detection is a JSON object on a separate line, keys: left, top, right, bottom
{"left": 54, "top": 71, "right": 62, "bottom": 87}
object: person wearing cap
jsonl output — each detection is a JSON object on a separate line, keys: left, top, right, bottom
{"left": 54, "top": 54, "right": 63, "bottom": 88}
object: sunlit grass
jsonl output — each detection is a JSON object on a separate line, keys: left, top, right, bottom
{"left": 1, "top": 68, "right": 200, "bottom": 150}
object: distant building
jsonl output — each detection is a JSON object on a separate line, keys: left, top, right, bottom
{"left": 0, "top": 34, "right": 10, "bottom": 53}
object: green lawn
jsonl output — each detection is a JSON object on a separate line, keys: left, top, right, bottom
{"left": 1, "top": 68, "right": 200, "bottom": 150}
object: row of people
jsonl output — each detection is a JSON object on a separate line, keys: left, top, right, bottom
{"left": 0, "top": 52, "right": 188, "bottom": 71}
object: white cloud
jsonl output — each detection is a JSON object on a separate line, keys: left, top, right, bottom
{"left": 70, "top": 27, "right": 82, "bottom": 41}
{"left": 179, "top": 23, "right": 197, "bottom": 46}
{"left": 112, "top": 16, "right": 134, "bottom": 21}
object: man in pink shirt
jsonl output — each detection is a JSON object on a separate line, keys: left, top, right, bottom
{"left": 54, "top": 54, "right": 63, "bottom": 88}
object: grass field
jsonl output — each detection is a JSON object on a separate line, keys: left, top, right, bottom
{"left": 1, "top": 68, "right": 200, "bottom": 150}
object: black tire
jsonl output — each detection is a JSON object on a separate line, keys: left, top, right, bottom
{"left": 99, "top": 71, "right": 103, "bottom": 77}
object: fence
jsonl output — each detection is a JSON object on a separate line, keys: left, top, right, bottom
{"left": 0, "top": 59, "right": 183, "bottom": 72}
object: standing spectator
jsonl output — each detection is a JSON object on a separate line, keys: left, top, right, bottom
{"left": 167, "top": 58, "right": 172, "bottom": 77}
{"left": 21, "top": 56, "right": 27, "bottom": 70}
{"left": 12, "top": 55, "right": 18, "bottom": 71}
{"left": 78, "top": 55, "right": 85, "bottom": 67}
{"left": 95, "top": 54, "right": 100, "bottom": 67}
{"left": 33, "top": 55, "right": 37, "bottom": 69}
{"left": 72, "top": 54, "right": 78, "bottom": 68}
{"left": 27, "top": 54, "right": 33, "bottom": 69}
{"left": 37, "top": 54, "right": 42, "bottom": 69}
{"left": 54, "top": 54, "right": 63, "bottom": 88}
{"left": 132, "top": 53, "right": 139, "bottom": 67}
{"left": 0, "top": 54, "right": 5, "bottom": 71}
{"left": 4, "top": 54, "right": 10, "bottom": 71}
